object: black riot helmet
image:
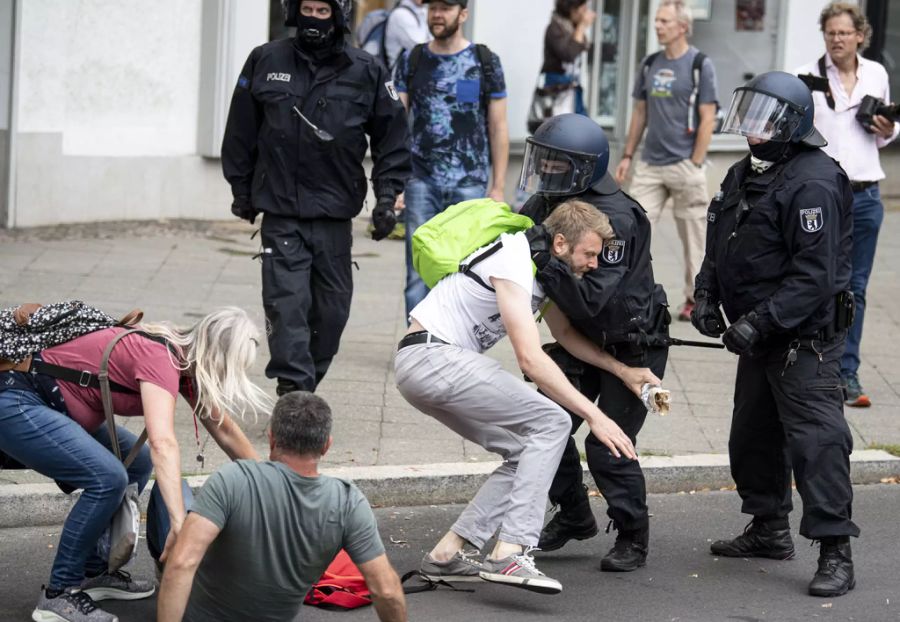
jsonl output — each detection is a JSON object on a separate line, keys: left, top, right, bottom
{"left": 283, "top": 0, "right": 352, "bottom": 32}
{"left": 721, "top": 71, "right": 827, "bottom": 147}
{"left": 518, "top": 114, "right": 618, "bottom": 197}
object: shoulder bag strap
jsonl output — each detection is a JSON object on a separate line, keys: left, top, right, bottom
{"left": 98, "top": 329, "right": 148, "bottom": 466}
{"left": 817, "top": 55, "right": 836, "bottom": 110}
{"left": 687, "top": 51, "right": 706, "bottom": 134}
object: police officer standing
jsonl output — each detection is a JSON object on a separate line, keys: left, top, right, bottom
{"left": 692, "top": 72, "right": 858, "bottom": 597}
{"left": 222, "top": 0, "right": 411, "bottom": 396}
{"left": 519, "top": 114, "right": 670, "bottom": 572}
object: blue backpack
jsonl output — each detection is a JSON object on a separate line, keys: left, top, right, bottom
{"left": 356, "top": 2, "right": 419, "bottom": 70}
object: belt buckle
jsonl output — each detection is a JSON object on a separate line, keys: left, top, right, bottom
{"left": 78, "top": 370, "right": 92, "bottom": 387}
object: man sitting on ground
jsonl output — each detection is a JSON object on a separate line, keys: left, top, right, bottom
{"left": 157, "top": 392, "right": 407, "bottom": 622}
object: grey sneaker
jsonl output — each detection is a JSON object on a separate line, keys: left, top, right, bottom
{"left": 420, "top": 550, "right": 484, "bottom": 582}
{"left": 80, "top": 570, "right": 155, "bottom": 601}
{"left": 479, "top": 547, "right": 562, "bottom": 594}
{"left": 32, "top": 587, "right": 118, "bottom": 622}
{"left": 843, "top": 374, "right": 871, "bottom": 408}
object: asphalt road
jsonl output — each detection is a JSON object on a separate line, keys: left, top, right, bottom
{"left": 1, "top": 485, "right": 898, "bottom": 622}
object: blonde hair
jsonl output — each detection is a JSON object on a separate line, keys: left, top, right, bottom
{"left": 543, "top": 199, "right": 614, "bottom": 246}
{"left": 820, "top": 2, "right": 871, "bottom": 51}
{"left": 139, "top": 307, "right": 272, "bottom": 423}
{"left": 659, "top": 0, "right": 693, "bottom": 37}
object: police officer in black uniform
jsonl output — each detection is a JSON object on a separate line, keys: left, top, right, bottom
{"left": 519, "top": 114, "right": 669, "bottom": 572}
{"left": 692, "top": 71, "right": 858, "bottom": 597}
{"left": 222, "top": 0, "right": 411, "bottom": 396}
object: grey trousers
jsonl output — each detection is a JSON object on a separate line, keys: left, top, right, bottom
{"left": 395, "top": 343, "right": 570, "bottom": 548}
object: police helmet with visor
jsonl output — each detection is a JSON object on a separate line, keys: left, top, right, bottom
{"left": 518, "top": 114, "right": 618, "bottom": 197}
{"left": 720, "top": 71, "right": 827, "bottom": 147}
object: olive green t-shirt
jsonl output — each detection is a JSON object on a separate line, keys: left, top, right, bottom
{"left": 183, "top": 460, "right": 384, "bottom": 622}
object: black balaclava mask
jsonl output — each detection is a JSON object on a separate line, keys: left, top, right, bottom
{"left": 297, "top": 13, "right": 336, "bottom": 50}
{"left": 747, "top": 139, "right": 792, "bottom": 163}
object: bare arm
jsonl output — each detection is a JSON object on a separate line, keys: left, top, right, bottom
{"left": 142, "top": 381, "right": 185, "bottom": 560}
{"left": 357, "top": 554, "right": 408, "bottom": 622}
{"left": 542, "top": 304, "right": 661, "bottom": 397}
{"left": 198, "top": 409, "right": 259, "bottom": 461}
{"left": 494, "top": 279, "right": 636, "bottom": 459}
{"left": 691, "top": 102, "right": 717, "bottom": 165}
{"left": 487, "top": 97, "right": 509, "bottom": 202}
{"left": 157, "top": 513, "right": 221, "bottom": 622}
{"left": 614, "top": 100, "right": 647, "bottom": 183}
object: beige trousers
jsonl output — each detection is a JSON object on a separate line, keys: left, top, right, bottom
{"left": 628, "top": 158, "right": 709, "bottom": 302}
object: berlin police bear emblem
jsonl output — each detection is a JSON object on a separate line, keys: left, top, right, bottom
{"left": 799, "top": 207, "right": 824, "bottom": 233}
{"left": 602, "top": 239, "right": 626, "bottom": 264}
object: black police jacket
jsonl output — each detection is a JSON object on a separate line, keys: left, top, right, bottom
{"left": 521, "top": 188, "right": 664, "bottom": 345}
{"left": 695, "top": 148, "right": 853, "bottom": 336}
{"left": 222, "top": 37, "right": 411, "bottom": 220}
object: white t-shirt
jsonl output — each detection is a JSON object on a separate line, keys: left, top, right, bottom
{"left": 410, "top": 232, "right": 545, "bottom": 353}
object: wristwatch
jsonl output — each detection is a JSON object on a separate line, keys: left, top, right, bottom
{"left": 691, "top": 159, "right": 704, "bottom": 169}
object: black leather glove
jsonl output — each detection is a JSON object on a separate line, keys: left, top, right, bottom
{"left": 231, "top": 195, "right": 258, "bottom": 225}
{"left": 690, "top": 289, "right": 727, "bottom": 338}
{"left": 371, "top": 197, "right": 397, "bottom": 241}
{"left": 525, "top": 225, "right": 553, "bottom": 271}
{"left": 722, "top": 313, "right": 762, "bottom": 355}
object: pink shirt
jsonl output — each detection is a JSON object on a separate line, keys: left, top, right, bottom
{"left": 41, "top": 328, "right": 183, "bottom": 433}
{"left": 795, "top": 54, "right": 899, "bottom": 182}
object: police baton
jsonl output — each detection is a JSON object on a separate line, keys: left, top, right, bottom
{"left": 664, "top": 337, "right": 726, "bottom": 349}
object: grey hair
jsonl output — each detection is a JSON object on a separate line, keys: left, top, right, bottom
{"left": 819, "top": 2, "right": 872, "bottom": 51}
{"left": 660, "top": 0, "right": 693, "bottom": 37}
{"left": 270, "top": 391, "right": 332, "bottom": 456}
{"left": 139, "top": 307, "right": 273, "bottom": 423}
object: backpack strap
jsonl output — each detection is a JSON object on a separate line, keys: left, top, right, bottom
{"left": 817, "top": 54, "right": 836, "bottom": 110}
{"left": 459, "top": 240, "right": 504, "bottom": 291}
{"left": 640, "top": 51, "right": 662, "bottom": 98}
{"left": 686, "top": 51, "right": 706, "bottom": 134}
{"left": 474, "top": 43, "right": 494, "bottom": 117}
{"left": 405, "top": 43, "right": 426, "bottom": 101}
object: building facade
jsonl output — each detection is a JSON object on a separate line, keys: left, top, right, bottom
{"left": 0, "top": 0, "right": 896, "bottom": 227}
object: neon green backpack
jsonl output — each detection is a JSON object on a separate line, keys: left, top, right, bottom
{"left": 412, "top": 198, "right": 535, "bottom": 289}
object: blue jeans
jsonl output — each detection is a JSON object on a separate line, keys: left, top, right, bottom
{"left": 0, "top": 388, "right": 152, "bottom": 589}
{"left": 404, "top": 178, "right": 486, "bottom": 318}
{"left": 840, "top": 184, "right": 884, "bottom": 378}
{"left": 146, "top": 479, "right": 194, "bottom": 561}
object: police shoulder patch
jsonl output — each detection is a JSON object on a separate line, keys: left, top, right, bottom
{"left": 601, "top": 239, "right": 626, "bottom": 265}
{"left": 384, "top": 80, "right": 399, "bottom": 101}
{"left": 237, "top": 75, "right": 250, "bottom": 89}
{"left": 799, "top": 206, "right": 824, "bottom": 233}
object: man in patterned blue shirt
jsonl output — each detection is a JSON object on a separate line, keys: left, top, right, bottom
{"left": 394, "top": 0, "right": 509, "bottom": 318}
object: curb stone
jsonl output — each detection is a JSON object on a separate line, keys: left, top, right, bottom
{"left": 1, "top": 451, "right": 897, "bottom": 528}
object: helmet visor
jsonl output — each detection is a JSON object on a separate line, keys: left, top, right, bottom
{"left": 518, "top": 140, "right": 598, "bottom": 196}
{"left": 720, "top": 88, "right": 802, "bottom": 142}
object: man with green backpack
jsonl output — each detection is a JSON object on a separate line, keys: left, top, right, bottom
{"left": 395, "top": 199, "right": 661, "bottom": 595}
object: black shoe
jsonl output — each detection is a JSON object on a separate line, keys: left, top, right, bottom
{"left": 600, "top": 524, "right": 648, "bottom": 572}
{"left": 710, "top": 518, "right": 795, "bottom": 560}
{"left": 276, "top": 379, "right": 301, "bottom": 397}
{"left": 538, "top": 503, "right": 599, "bottom": 552}
{"left": 809, "top": 537, "right": 855, "bottom": 597}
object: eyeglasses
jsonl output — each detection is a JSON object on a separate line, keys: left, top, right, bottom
{"left": 824, "top": 30, "right": 858, "bottom": 40}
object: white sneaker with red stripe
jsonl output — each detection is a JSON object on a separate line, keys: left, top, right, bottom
{"left": 479, "top": 547, "right": 562, "bottom": 594}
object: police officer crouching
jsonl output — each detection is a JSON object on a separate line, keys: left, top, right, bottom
{"left": 692, "top": 71, "right": 858, "bottom": 597}
{"left": 519, "top": 114, "right": 670, "bottom": 572}
{"left": 222, "top": 0, "right": 411, "bottom": 396}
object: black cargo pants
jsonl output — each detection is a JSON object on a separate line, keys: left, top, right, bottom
{"left": 547, "top": 342, "right": 669, "bottom": 532}
{"left": 260, "top": 214, "right": 353, "bottom": 392}
{"left": 729, "top": 333, "right": 860, "bottom": 539}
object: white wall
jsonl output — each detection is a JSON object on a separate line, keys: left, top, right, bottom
{"left": 8, "top": 0, "right": 268, "bottom": 227}
{"left": 471, "top": 0, "right": 554, "bottom": 145}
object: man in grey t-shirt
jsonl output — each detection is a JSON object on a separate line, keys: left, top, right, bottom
{"left": 614, "top": 0, "right": 718, "bottom": 323}
{"left": 157, "top": 392, "right": 407, "bottom": 622}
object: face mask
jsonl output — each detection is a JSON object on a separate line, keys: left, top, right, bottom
{"left": 297, "top": 14, "right": 334, "bottom": 49}
{"left": 747, "top": 139, "right": 790, "bottom": 163}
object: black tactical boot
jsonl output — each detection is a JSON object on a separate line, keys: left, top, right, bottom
{"left": 600, "top": 523, "right": 649, "bottom": 572}
{"left": 710, "top": 517, "right": 795, "bottom": 559}
{"left": 808, "top": 537, "right": 855, "bottom": 597}
{"left": 538, "top": 499, "right": 599, "bottom": 552}
{"left": 276, "top": 379, "right": 301, "bottom": 397}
